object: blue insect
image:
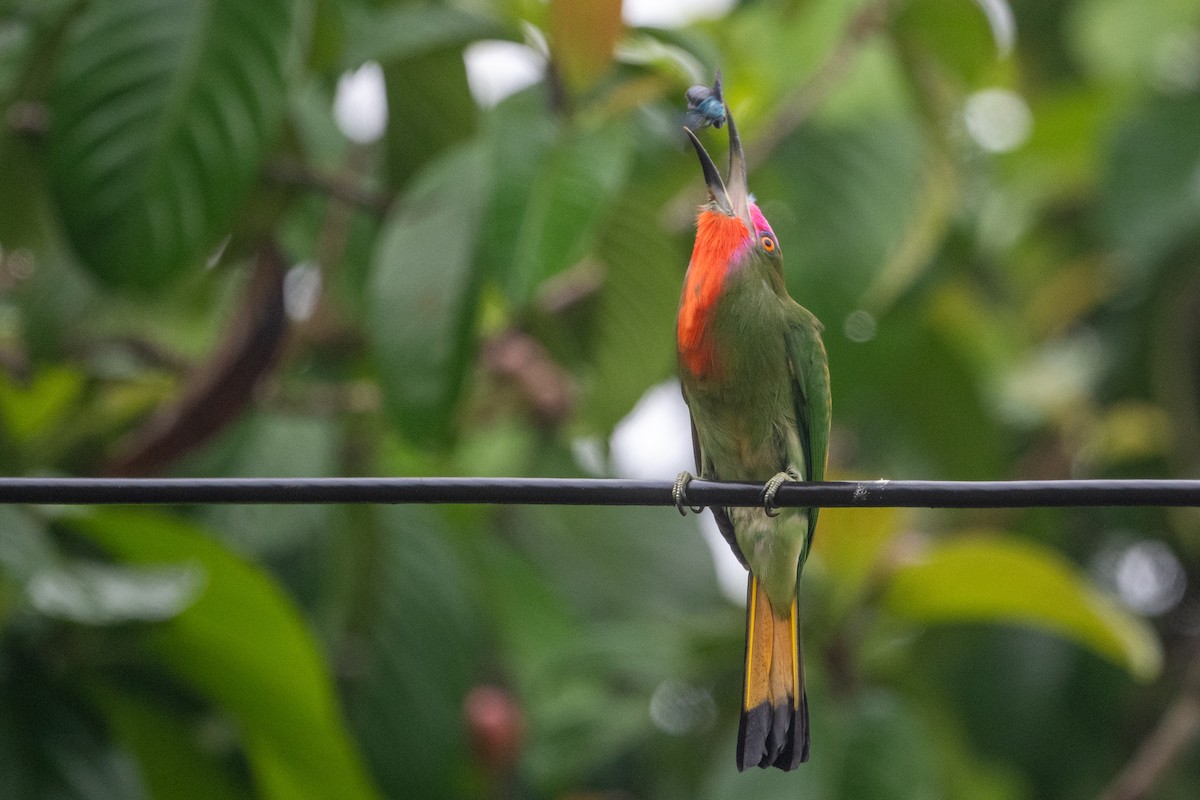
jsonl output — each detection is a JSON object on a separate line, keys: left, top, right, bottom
{"left": 685, "top": 71, "right": 727, "bottom": 130}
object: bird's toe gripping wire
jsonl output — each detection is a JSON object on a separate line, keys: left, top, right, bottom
{"left": 762, "top": 469, "right": 803, "bottom": 517}
{"left": 673, "top": 471, "right": 705, "bottom": 515}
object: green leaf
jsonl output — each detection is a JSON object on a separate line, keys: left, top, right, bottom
{"left": 368, "top": 142, "right": 491, "bottom": 445}
{"left": 487, "top": 502, "right": 724, "bottom": 790}
{"left": 580, "top": 192, "right": 682, "bottom": 432}
{"left": 67, "top": 509, "right": 379, "bottom": 800}
{"left": 27, "top": 562, "right": 204, "bottom": 625}
{"left": 0, "top": 686, "right": 36, "bottom": 799}
{"left": 382, "top": 48, "right": 479, "bottom": 191}
{"left": 832, "top": 690, "right": 938, "bottom": 800}
{"left": 508, "top": 503, "right": 724, "bottom": 621}
{"left": 1102, "top": 96, "right": 1200, "bottom": 270}
{"left": 475, "top": 532, "right": 580, "bottom": 682}
{"left": 0, "top": 506, "right": 56, "bottom": 584}
{"left": 883, "top": 534, "right": 1162, "bottom": 680}
{"left": 45, "top": 0, "right": 300, "bottom": 287}
{"left": 476, "top": 89, "right": 558, "bottom": 287}
{"left": 94, "top": 687, "right": 251, "bottom": 800}
{"left": 503, "top": 123, "right": 632, "bottom": 304}
{"left": 1, "top": 665, "right": 150, "bottom": 800}
{"left": 756, "top": 114, "right": 926, "bottom": 314}
{"left": 0, "top": 365, "right": 85, "bottom": 444}
{"left": 189, "top": 412, "right": 339, "bottom": 557}
{"left": 895, "top": 0, "right": 1007, "bottom": 83}
{"left": 1068, "top": 0, "right": 1200, "bottom": 86}
{"left": 0, "top": 507, "right": 54, "bottom": 627}
{"left": 343, "top": 507, "right": 479, "bottom": 800}
{"left": 342, "top": 5, "right": 506, "bottom": 68}
{"left": 811, "top": 505, "right": 903, "bottom": 613}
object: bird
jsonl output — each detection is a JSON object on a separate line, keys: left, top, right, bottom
{"left": 671, "top": 77, "right": 831, "bottom": 771}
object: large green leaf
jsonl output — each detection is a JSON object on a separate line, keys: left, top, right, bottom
{"left": 503, "top": 123, "right": 632, "bottom": 304}
{"left": 94, "top": 687, "right": 250, "bottom": 800}
{"left": 341, "top": 5, "right": 506, "bottom": 68}
{"left": 45, "top": 0, "right": 300, "bottom": 287}
{"left": 894, "top": 0, "right": 1005, "bottom": 84}
{"left": 476, "top": 88, "right": 558, "bottom": 289}
{"left": 1103, "top": 96, "right": 1200, "bottom": 270}
{"left": 1068, "top": 0, "right": 1200, "bottom": 86}
{"left": 68, "top": 509, "right": 379, "bottom": 800}
{"left": 0, "top": 682, "right": 36, "bottom": 800}
{"left": 0, "top": 506, "right": 57, "bottom": 586}
{"left": 487, "top": 502, "right": 727, "bottom": 790}
{"left": 507, "top": 503, "right": 723, "bottom": 621}
{"left": 0, "top": 365, "right": 85, "bottom": 445}
{"left": 811, "top": 504, "right": 904, "bottom": 615}
{"left": 339, "top": 0, "right": 494, "bottom": 192}
{"left": 188, "top": 412, "right": 339, "bottom": 557}
{"left": 368, "top": 142, "right": 491, "bottom": 445}
{"left": 756, "top": 114, "right": 926, "bottom": 316}
{"left": 342, "top": 506, "right": 480, "bottom": 800}
{"left": 883, "top": 534, "right": 1162, "bottom": 680}
{"left": 27, "top": 562, "right": 204, "bottom": 625}
{"left": 831, "top": 690, "right": 938, "bottom": 799}
{"left": 580, "top": 191, "right": 683, "bottom": 432}
{"left": 382, "top": 48, "right": 479, "bottom": 191}
{"left": 0, "top": 507, "right": 50, "bottom": 629}
{"left": 2, "top": 651, "right": 152, "bottom": 800}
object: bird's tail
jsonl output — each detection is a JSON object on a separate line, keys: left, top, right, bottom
{"left": 737, "top": 574, "right": 808, "bottom": 770}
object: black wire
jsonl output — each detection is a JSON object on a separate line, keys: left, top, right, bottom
{"left": 1, "top": 477, "right": 1199, "bottom": 508}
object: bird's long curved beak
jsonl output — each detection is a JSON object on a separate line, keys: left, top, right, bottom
{"left": 684, "top": 89, "right": 754, "bottom": 232}
{"left": 685, "top": 127, "right": 732, "bottom": 216}
{"left": 724, "top": 112, "right": 753, "bottom": 231}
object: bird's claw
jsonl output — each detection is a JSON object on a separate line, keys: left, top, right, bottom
{"left": 762, "top": 469, "right": 802, "bottom": 517}
{"left": 673, "top": 471, "right": 704, "bottom": 515}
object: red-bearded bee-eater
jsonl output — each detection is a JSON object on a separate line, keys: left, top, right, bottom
{"left": 672, "top": 79, "right": 831, "bottom": 771}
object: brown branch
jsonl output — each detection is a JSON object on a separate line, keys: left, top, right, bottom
{"left": 101, "top": 243, "right": 289, "bottom": 476}
{"left": 479, "top": 329, "right": 576, "bottom": 427}
{"left": 1097, "top": 647, "right": 1200, "bottom": 800}
{"left": 263, "top": 159, "right": 393, "bottom": 218}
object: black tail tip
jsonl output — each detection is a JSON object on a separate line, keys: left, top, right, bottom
{"left": 736, "top": 693, "right": 810, "bottom": 771}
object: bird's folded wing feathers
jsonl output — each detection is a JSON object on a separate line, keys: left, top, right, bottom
{"left": 783, "top": 309, "right": 832, "bottom": 540}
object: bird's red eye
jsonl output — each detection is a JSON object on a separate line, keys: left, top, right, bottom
{"left": 761, "top": 235, "right": 776, "bottom": 253}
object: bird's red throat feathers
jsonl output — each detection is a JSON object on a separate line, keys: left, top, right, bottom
{"left": 677, "top": 211, "right": 752, "bottom": 378}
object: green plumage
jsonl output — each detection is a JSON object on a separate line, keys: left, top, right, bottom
{"left": 680, "top": 244, "right": 830, "bottom": 609}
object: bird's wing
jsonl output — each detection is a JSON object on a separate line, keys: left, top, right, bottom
{"left": 684, "top": 387, "right": 748, "bottom": 569}
{"left": 783, "top": 306, "right": 832, "bottom": 540}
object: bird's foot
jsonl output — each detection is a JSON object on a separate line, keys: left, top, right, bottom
{"left": 763, "top": 469, "right": 803, "bottom": 517}
{"left": 673, "top": 471, "right": 705, "bottom": 515}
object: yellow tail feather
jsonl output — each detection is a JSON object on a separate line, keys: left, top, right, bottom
{"left": 738, "top": 575, "right": 809, "bottom": 770}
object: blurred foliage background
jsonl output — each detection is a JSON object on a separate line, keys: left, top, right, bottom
{"left": 1, "top": 0, "right": 1199, "bottom": 797}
